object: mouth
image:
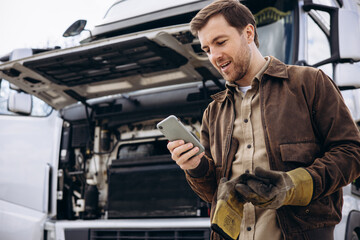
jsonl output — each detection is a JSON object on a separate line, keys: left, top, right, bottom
{"left": 219, "top": 61, "right": 231, "bottom": 70}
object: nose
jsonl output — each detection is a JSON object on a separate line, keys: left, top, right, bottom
{"left": 208, "top": 47, "right": 223, "bottom": 66}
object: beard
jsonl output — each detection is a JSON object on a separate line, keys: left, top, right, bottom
{"left": 220, "top": 43, "right": 251, "bottom": 84}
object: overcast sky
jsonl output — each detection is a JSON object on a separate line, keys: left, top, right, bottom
{"left": 0, "top": 0, "right": 113, "bottom": 57}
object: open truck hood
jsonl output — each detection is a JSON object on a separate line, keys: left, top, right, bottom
{"left": 0, "top": 25, "right": 220, "bottom": 110}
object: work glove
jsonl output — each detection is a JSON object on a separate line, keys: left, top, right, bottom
{"left": 212, "top": 177, "right": 244, "bottom": 240}
{"left": 235, "top": 167, "right": 313, "bottom": 209}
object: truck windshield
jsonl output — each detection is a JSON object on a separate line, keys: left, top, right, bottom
{"left": 247, "top": 0, "right": 298, "bottom": 64}
{"left": 104, "top": 0, "right": 298, "bottom": 65}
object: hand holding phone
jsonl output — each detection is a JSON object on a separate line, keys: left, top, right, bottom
{"left": 157, "top": 115, "right": 205, "bottom": 156}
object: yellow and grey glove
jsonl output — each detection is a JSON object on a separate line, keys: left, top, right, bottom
{"left": 235, "top": 167, "right": 313, "bottom": 209}
{"left": 212, "top": 177, "right": 244, "bottom": 240}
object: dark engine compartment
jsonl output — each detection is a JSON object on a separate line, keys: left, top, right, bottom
{"left": 56, "top": 81, "right": 222, "bottom": 220}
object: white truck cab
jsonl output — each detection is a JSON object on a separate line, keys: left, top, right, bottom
{"left": 0, "top": 0, "right": 360, "bottom": 239}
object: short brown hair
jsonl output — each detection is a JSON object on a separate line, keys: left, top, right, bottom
{"left": 190, "top": 0, "right": 259, "bottom": 48}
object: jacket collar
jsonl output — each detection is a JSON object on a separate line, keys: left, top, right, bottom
{"left": 264, "top": 56, "right": 288, "bottom": 79}
{"left": 211, "top": 56, "right": 288, "bottom": 103}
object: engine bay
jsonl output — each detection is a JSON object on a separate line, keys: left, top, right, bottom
{"left": 56, "top": 81, "right": 221, "bottom": 220}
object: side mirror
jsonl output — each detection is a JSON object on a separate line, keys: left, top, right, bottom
{"left": 337, "top": 9, "right": 360, "bottom": 61}
{"left": 335, "top": 63, "right": 360, "bottom": 88}
{"left": 303, "top": 1, "right": 360, "bottom": 88}
{"left": 303, "top": 1, "right": 360, "bottom": 64}
{"left": 63, "top": 20, "right": 87, "bottom": 37}
{"left": 333, "top": 9, "right": 360, "bottom": 87}
{"left": 8, "top": 91, "right": 32, "bottom": 115}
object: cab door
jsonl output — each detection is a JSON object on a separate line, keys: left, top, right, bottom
{"left": 0, "top": 79, "right": 63, "bottom": 240}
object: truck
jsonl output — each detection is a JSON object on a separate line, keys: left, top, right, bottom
{"left": 0, "top": 0, "right": 359, "bottom": 239}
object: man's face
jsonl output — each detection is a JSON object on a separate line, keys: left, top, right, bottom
{"left": 198, "top": 14, "right": 251, "bottom": 84}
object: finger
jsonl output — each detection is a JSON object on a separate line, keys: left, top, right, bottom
{"left": 176, "top": 145, "right": 201, "bottom": 166}
{"left": 167, "top": 140, "right": 185, "bottom": 152}
{"left": 178, "top": 151, "right": 204, "bottom": 170}
{"left": 235, "top": 183, "right": 259, "bottom": 201}
{"left": 219, "top": 177, "right": 228, "bottom": 185}
{"left": 246, "top": 179, "right": 273, "bottom": 199}
{"left": 237, "top": 173, "right": 252, "bottom": 183}
{"left": 254, "top": 167, "right": 280, "bottom": 181}
{"left": 171, "top": 142, "right": 194, "bottom": 161}
{"left": 230, "top": 173, "right": 251, "bottom": 185}
{"left": 235, "top": 184, "right": 270, "bottom": 204}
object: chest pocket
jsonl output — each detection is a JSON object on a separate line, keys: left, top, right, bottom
{"left": 280, "top": 142, "right": 322, "bottom": 166}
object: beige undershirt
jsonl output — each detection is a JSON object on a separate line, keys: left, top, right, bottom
{"left": 228, "top": 57, "right": 283, "bottom": 240}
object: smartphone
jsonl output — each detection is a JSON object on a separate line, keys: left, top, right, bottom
{"left": 157, "top": 115, "right": 205, "bottom": 156}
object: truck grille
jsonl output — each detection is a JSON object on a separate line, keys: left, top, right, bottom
{"left": 89, "top": 228, "right": 210, "bottom": 240}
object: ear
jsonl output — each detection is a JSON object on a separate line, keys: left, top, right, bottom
{"left": 244, "top": 24, "right": 255, "bottom": 44}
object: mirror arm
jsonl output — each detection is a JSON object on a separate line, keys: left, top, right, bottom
{"left": 311, "top": 56, "right": 338, "bottom": 68}
{"left": 303, "top": 1, "right": 337, "bottom": 13}
{"left": 83, "top": 29, "right": 93, "bottom": 38}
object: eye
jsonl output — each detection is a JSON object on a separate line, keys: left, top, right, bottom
{"left": 217, "top": 40, "right": 226, "bottom": 46}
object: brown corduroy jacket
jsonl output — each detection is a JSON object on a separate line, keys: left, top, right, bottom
{"left": 185, "top": 57, "right": 360, "bottom": 240}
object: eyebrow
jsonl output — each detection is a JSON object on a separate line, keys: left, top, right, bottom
{"left": 201, "top": 35, "right": 228, "bottom": 50}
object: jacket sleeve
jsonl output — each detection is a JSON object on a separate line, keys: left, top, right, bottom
{"left": 184, "top": 106, "right": 218, "bottom": 203}
{"left": 306, "top": 69, "right": 360, "bottom": 200}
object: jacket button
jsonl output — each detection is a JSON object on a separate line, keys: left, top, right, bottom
{"left": 247, "top": 227, "right": 252, "bottom": 231}
{"left": 305, "top": 209, "right": 310, "bottom": 214}
{"left": 247, "top": 144, "right": 251, "bottom": 149}
{"left": 244, "top": 119, "right": 248, "bottom": 123}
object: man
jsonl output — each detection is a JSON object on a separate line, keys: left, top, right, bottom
{"left": 167, "top": 0, "right": 360, "bottom": 239}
